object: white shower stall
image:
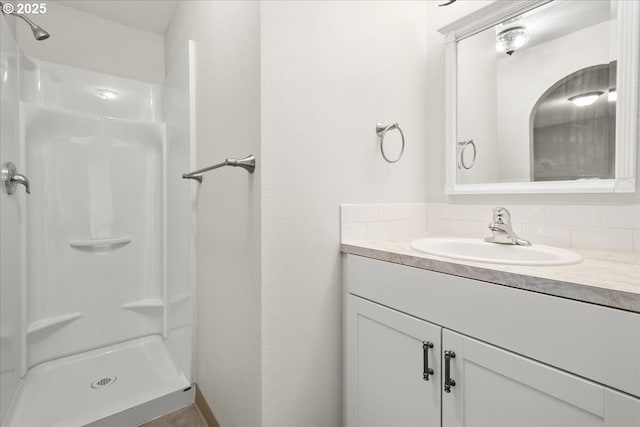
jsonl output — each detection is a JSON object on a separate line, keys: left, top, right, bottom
{"left": 0, "top": 14, "right": 196, "bottom": 427}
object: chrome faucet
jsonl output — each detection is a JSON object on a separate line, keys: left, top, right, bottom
{"left": 484, "top": 207, "right": 531, "bottom": 246}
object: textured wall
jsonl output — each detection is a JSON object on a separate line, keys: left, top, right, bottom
{"left": 261, "top": 2, "right": 429, "bottom": 425}
{"left": 15, "top": 1, "right": 164, "bottom": 83}
{"left": 165, "top": 2, "right": 262, "bottom": 426}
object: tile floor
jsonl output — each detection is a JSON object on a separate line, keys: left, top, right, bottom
{"left": 141, "top": 405, "right": 208, "bottom": 427}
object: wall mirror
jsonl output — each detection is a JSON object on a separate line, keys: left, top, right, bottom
{"left": 439, "top": 0, "right": 638, "bottom": 194}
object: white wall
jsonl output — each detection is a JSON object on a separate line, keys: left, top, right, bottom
{"left": 164, "top": 2, "right": 262, "bottom": 426}
{"left": 166, "top": 2, "right": 429, "bottom": 425}
{"left": 426, "top": 0, "right": 640, "bottom": 204}
{"left": 261, "top": 2, "right": 428, "bottom": 425}
{"left": 15, "top": 1, "right": 164, "bottom": 83}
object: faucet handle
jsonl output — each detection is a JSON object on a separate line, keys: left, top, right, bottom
{"left": 491, "top": 207, "right": 511, "bottom": 224}
{"left": 1, "top": 162, "right": 30, "bottom": 195}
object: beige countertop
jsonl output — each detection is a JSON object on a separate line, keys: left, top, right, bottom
{"left": 341, "top": 235, "right": 640, "bottom": 313}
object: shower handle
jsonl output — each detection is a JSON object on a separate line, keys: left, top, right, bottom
{"left": 1, "top": 162, "right": 31, "bottom": 195}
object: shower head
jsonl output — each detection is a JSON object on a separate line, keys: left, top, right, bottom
{"left": 0, "top": 2, "right": 50, "bottom": 40}
{"left": 29, "top": 23, "right": 49, "bottom": 40}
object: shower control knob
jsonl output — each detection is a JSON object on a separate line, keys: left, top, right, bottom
{"left": 1, "top": 162, "right": 31, "bottom": 195}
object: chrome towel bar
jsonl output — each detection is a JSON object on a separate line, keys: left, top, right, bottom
{"left": 182, "top": 155, "right": 256, "bottom": 183}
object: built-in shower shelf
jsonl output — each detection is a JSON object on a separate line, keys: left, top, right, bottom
{"left": 168, "top": 292, "right": 192, "bottom": 305}
{"left": 26, "top": 312, "right": 84, "bottom": 335}
{"left": 169, "top": 322, "right": 192, "bottom": 331}
{"left": 69, "top": 237, "right": 132, "bottom": 249}
{"left": 24, "top": 103, "right": 161, "bottom": 125}
{"left": 121, "top": 299, "right": 164, "bottom": 310}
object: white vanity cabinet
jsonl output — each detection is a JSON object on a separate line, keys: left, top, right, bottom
{"left": 344, "top": 254, "right": 640, "bottom": 427}
{"left": 442, "top": 329, "right": 640, "bottom": 427}
{"left": 346, "top": 296, "right": 441, "bottom": 427}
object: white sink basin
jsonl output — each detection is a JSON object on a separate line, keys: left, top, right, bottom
{"left": 410, "top": 238, "right": 582, "bottom": 266}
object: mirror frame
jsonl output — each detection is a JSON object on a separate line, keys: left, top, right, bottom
{"left": 439, "top": 0, "right": 639, "bottom": 195}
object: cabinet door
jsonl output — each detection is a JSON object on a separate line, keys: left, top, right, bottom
{"left": 442, "top": 329, "right": 640, "bottom": 427}
{"left": 346, "top": 295, "right": 441, "bottom": 427}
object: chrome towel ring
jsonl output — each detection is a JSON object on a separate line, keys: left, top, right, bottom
{"left": 457, "top": 139, "right": 476, "bottom": 170}
{"left": 376, "top": 122, "right": 405, "bottom": 163}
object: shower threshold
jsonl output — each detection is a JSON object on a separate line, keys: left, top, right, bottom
{"left": 5, "top": 335, "right": 193, "bottom": 427}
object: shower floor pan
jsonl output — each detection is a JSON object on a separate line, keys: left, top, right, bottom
{"left": 5, "top": 335, "right": 193, "bottom": 427}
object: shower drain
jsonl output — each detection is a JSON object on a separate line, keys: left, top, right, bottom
{"left": 91, "top": 375, "right": 117, "bottom": 389}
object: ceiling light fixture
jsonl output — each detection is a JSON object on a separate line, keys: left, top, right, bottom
{"left": 568, "top": 91, "right": 604, "bottom": 107}
{"left": 496, "top": 27, "right": 527, "bottom": 56}
{"left": 608, "top": 89, "right": 617, "bottom": 102}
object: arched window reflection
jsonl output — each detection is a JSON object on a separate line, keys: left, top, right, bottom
{"left": 530, "top": 62, "right": 616, "bottom": 181}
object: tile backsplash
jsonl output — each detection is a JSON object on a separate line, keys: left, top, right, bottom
{"left": 340, "top": 203, "right": 640, "bottom": 254}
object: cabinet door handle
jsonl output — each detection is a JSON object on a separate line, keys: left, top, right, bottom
{"left": 422, "top": 341, "right": 434, "bottom": 381}
{"left": 444, "top": 350, "right": 456, "bottom": 393}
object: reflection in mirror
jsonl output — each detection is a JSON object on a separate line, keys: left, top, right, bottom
{"left": 456, "top": 0, "right": 615, "bottom": 185}
{"left": 441, "top": 0, "right": 638, "bottom": 194}
{"left": 532, "top": 62, "right": 616, "bottom": 181}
